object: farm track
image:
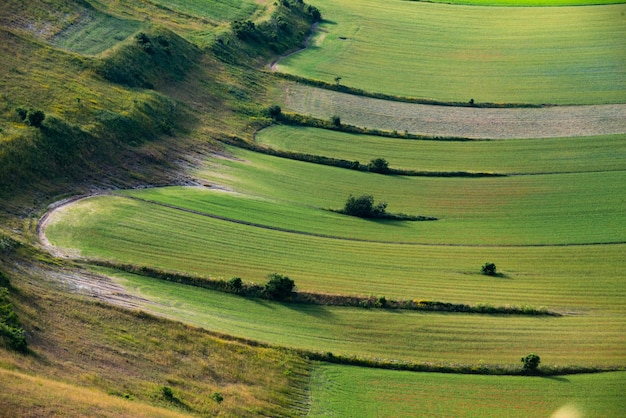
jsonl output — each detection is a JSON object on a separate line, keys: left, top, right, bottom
{"left": 38, "top": 192, "right": 626, "bottom": 250}
{"left": 282, "top": 84, "right": 626, "bottom": 139}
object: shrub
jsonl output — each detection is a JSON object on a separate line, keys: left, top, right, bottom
{"left": 330, "top": 115, "right": 341, "bottom": 126}
{"left": 228, "top": 277, "right": 243, "bottom": 293}
{"left": 232, "top": 20, "right": 257, "bottom": 40}
{"left": 0, "top": 288, "right": 28, "bottom": 353}
{"left": 367, "top": 158, "right": 390, "bottom": 174}
{"left": 342, "top": 195, "right": 387, "bottom": 218}
{"left": 161, "top": 385, "right": 174, "bottom": 400}
{"left": 521, "top": 353, "right": 541, "bottom": 373}
{"left": 481, "top": 262, "right": 497, "bottom": 276}
{"left": 211, "top": 392, "right": 224, "bottom": 404}
{"left": 265, "top": 105, "right": 282, "bottom": 119}
{"left": 264, "top": 273, "right": 295, "bottom": 301}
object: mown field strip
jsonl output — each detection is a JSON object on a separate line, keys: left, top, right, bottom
{"left": 44, "top": 195, "right": 626, "bottom": 311}
{"left": 308, "top": 365, "right": 626, "bottom": 417}
{"left": 195, "top": 147, "right": 626, "bottom": 245}
{"left": 99, "top": 268, "right": 626, "bottom": 367}
{"left": 279, "top": 84, "right": 626, "bottom": 139}
{"left": 276, "top": 1, "right": 626, "bottom": 104}
{"left": 256, "top": 126, "right": 626, "bottom": 174}
{"left": 50, "top": 10, "right": 142, "bottom": 55}
{"left": 145, "top": 0, "right": 258, "bottom": 22}
{"left": 419, "top": 0, "right": 626, "bottom": 4}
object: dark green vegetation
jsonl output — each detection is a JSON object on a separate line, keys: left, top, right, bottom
{"left": 1, "top": 0, "right": 625, "bottom": 416}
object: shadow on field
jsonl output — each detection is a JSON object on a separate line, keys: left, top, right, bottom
{"left": 247, "top": 297, "right": 336, "bottom": 319}
{"left": 283, "top": 301, "right": 336, "bottom": 320}
{"left": 540, "top": 375, "right": 570, "bottom": 383}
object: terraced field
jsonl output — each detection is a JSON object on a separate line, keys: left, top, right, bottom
{"left": 51, "top": 10, "right": 142, "bottom": 55}
{"left": 275, "top": 1, "right": 626, "bottom": 105}
{"left": 37, "top": 0, "right": 626, "bottom": 415}
{"left": 278, "top": 84, "right": 626, "bottom": 138}
{"left": 308, "top": 365, "right": 626, "bottom": 417}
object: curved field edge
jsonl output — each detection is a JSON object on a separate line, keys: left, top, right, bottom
{"left": 276, "top": 83, "right": 626, "bottom": 139}
{"left": 308, "top": 364, "right": 626, "bottom": 418}
{"left": 407, "top": 0, "right": 626, "bottom": 5}
{"left": 80, "top": 267, "right": 626, "bottom": 368}
{"left": 275, "top": 2, "right": 626, "bottom": 105}
{"left": 254, "top": 126, "right": 626, "bottom": 175}
{"left": 40, "top": 194, "right": 626, "bottom": 311}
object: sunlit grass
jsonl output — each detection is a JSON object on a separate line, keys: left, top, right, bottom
{"left": 276, "top": 1, "right": 626, "bottom": 104}
{"left": 308, "top": 364, "right": 626, "bottom": 417}
{"left": 255, "top": 126, "right": 626, "bottom": 174}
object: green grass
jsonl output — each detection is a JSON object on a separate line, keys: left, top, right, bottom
{"left": 93, "top": 268, "right": 626, "bottom": 367}
{"left": 308, "top": 364, "right": 626, "bottom": 417}
{"left": 416, "top": 0, "right": 625, "bottom": 5}
{"left": 276, "top": 1, "right": 626, "bottom": 104}
{"left": 146, "top": 0, "right": 259, "bottom": 23}
{"left": 50, "top": 10, "right": 142, "bottom": 55}
{"left": 196, "top": 147, "right": 626, "bottom": 245}
{"left": 44, "top": 193, "right": 626, "bottom": 312}
{"left": 255, "top": 126, "right": 626, "bottom": 174}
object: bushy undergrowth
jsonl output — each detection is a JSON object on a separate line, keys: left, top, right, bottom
{"left": 213, "top": 0, "right": 320, "bottom": 64}
{"left": 0, "top": 271, "right": 28, "bottom": 353}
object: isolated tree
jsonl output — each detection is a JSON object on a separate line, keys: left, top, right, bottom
{"left": 521, "top": 353, "right": 541, "bottom": 373}
{"left": 481, "top": 262, "right": 497, "bottom": 276}
{"left": 368, "top": 158, "right": 390, "bottom": 174}
{"left": 343, "top": 195, "right": 387, "bottom": 218}
{"left": 26, "top": 109, "right": 45, "bottom": 128}
{"left": 264, "top": 273, "right": 295, "bottom": 301}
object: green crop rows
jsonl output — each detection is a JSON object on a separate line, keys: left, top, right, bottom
{"left": 276, "top": 1, "right": 626, "bottom": 104}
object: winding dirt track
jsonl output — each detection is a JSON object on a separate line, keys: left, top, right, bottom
{"left": 282, "top": 84, "right": 626, "bottom": 139}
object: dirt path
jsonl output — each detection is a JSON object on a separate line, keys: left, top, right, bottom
{"left": 282, "top": 84, "right": 626, "bottom": 139}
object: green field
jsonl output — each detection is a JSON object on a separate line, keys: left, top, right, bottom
{"left": 146, "top": 0, "right": 259, "bottom": 22}
{"left": 256, "top": 126, "right": 626, "bottom": 174}
{"left": 95, "top": 268, "right": 626, "bottom": 367}
{"left": 308, "top": 365, "right": 626, "bottom": 417}
{"left": 418, "top": 0, "right": 625, "bottom": 5}
{"left": 276, "top": 1, "right": 626, "bottom": 104}
{"left": 51, "top": 10, "right": 142, "bottom": 55}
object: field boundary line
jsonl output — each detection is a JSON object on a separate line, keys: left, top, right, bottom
{"left": 109, "top": 193, "right": 626, "bottom": 248}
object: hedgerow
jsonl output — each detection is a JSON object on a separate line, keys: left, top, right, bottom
{"left": 272, "top": 72, "right": 544, "bottom": 109}
{"left": 87, "top": 261, "right": 558, "bottom": 316}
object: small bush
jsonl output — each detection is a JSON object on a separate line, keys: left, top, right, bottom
{"left": 228, "top": 277, "right": 243, "bottom": 293}
{"left": 264, "top": 273, "right": 295, "bottom": 301}
{"left": 161, "top": 385, "right": 174, "bottom": 400}
{"left": 521, "top": 353, "right": 541, "bottom": 373}
{"left": 330, "top": 115, "right": 341, "bottom": 127}
{"left": 481, "top": 262, "right": 497, "bottom": 276}
{"left": 342, "top": 195, "right": 387, "bottom": 218}
{"left": 368, "top": 158, "right": 390, "bottom": 174}
{"left": 211, "top": 392, "right": 224, "bottom": 404}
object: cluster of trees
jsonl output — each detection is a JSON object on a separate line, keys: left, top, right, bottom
{"left": 15, "top": 107, "right": 45, "bottom": 128}
{"left": 339, "top": 194, "right": 436, "bottom": 221}
{"left": 230, "top": 0, "right": 321, "bottom": 53}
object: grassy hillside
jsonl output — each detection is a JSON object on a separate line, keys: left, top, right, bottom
{"left": 2, "top": 0, "right": 625, "bottom": 415}
{"left": 0, "top": 258, "right": 309, "bottom": 417}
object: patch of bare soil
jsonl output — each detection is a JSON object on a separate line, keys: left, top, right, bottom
{"left": 283, "top": 84, "right": 626, "bottom": 139}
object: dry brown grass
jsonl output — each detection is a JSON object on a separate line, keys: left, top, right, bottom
{"left": 0, "top": 259, "right": 310, "bottom": 417}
